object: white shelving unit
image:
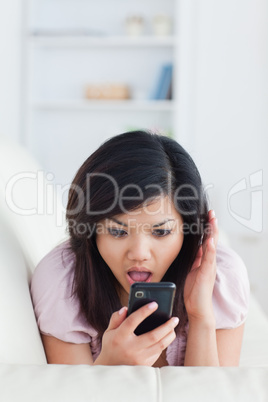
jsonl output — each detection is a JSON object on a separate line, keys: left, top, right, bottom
{"left": 22, "top": 0, "right": 180, "bottom": 186}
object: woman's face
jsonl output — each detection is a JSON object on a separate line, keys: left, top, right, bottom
{"left": 96, "top": 196, "right": 184, "bottom": 306}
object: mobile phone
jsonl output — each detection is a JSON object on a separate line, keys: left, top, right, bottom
{"left": 127, "top": 282, "right": 176, "bottom": 335}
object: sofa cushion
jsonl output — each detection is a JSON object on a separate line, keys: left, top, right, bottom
{"left": 0, "top": 365, "right": 267, "bottom": 402}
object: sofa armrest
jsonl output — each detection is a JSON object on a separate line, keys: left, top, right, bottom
{"left": 0, "top": 220, "right": 47, "bottom": 364}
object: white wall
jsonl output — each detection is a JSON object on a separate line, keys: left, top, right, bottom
{"left": 1, "top": 0, "right": 268, "bottom": 313}
{"left": 179, "top": 0, "right": 268, "bottom": 313}
{"left": 0, "top": 0, "right": 22, "bottom": 143}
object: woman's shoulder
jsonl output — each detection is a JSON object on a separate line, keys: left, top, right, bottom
{"left": 30, "top": 239, "right": 98, "bottom": 343}
{"left": 31, "top": 239, "right": 75, "bottom": 291}
{"left": 213, "top": 242, "right": 250, "bottom": 329}
{"left": 216, "top": 241, "right": 247, "bottom": 273}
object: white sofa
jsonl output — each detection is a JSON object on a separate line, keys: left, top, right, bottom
{"left": 1, "top": 137, "right": 268, "bottom": 401}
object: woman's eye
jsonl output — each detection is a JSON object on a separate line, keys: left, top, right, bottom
{"left": 108, "top": 228, "right": 127, "bottom": 238}
{"left": 152, "top": 229, "right": 172, "bottom": 237}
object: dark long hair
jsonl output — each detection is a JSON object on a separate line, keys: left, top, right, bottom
{"left": 66, "top": 130, "right": 209, "bottom": 338}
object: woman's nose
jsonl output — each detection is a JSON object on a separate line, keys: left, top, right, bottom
{"left": 127, "top": 236, "right": 151, "bottom": 262}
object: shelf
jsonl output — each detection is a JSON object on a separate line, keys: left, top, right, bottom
{"left": 29, "top": 35, "right": 176, "bottom": 48}
{"left": 32, "top": 99, "right": 176, "bottom": 111}
{"left": 23, "top": 0, "right": 180, "bottom": 174}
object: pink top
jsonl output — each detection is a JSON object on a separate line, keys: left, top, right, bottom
{"left": 30, "top": 240, "right": 250, "bottom": 366}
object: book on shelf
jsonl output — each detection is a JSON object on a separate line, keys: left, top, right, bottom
{"left": 151, "top": 64, "right": 173, "bottom": 100}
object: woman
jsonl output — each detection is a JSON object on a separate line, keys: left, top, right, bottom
{"left": 30, "top": 130, "right": 250, "bottom": 366}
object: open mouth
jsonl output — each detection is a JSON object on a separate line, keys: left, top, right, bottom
{"left": 127, "top": 271, "right": 152, "bottom": 284}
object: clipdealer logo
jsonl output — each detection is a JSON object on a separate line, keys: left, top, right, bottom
{"left": 4, "top": 171, "right": 67, "bottom": 227}
{"left": 5, "top": 169, "right": 264, "bottom": 233}
{"left": 227, "top": 170, "right": 263, "bottom": 233}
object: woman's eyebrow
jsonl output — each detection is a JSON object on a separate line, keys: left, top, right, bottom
{"left": 109, "top": 218, "right": 128, "bottom": 227}
{"left": 153, "top": 219, "right": 175, "bottom": 228}
{"left": 109, "top": 218, "right": 175, "bottom": 228}
{"left": 153, "top": 219, "right": 175, "bottom": 227}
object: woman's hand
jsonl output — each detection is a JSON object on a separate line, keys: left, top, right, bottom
{"left": 183, "top": 210, "right": 218, "bottom": 324}
{"left": 94, "top": 302, "right": 179, "bottom": 366}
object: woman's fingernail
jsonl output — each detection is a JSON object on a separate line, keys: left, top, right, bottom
{"left": 210, "top": 210, "right": 215, "bottom": 219}
{"left": 119, "top": 307, "right": 127, "bottom": 315}
{"left": 148, "top": 302, "right": 158, "bottom": 309}
{"left": 210, "top": 237, "right": 214, "bottom": 245}
{"left": 172, "top": 317, "right": 179, "bottom": 326}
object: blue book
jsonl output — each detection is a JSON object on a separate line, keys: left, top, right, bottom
{"left": 152, "top": 64, "right": 173, "bottom": 100}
